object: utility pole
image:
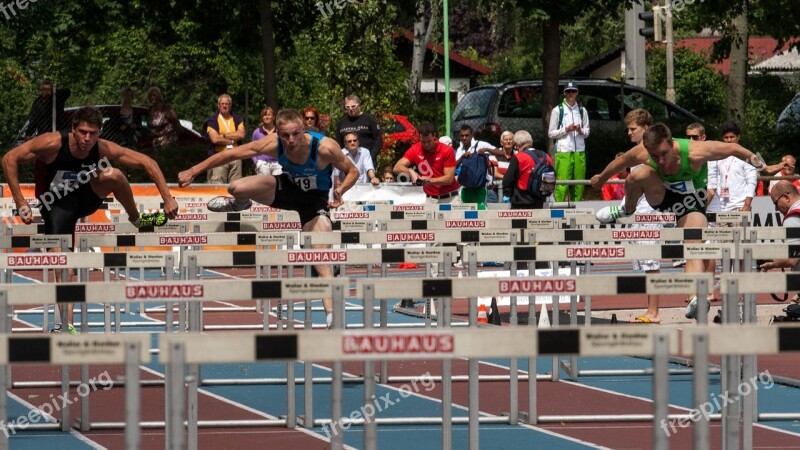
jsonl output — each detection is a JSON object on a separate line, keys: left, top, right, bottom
{"left": 664, "top": 0, "right": 675, "bottom": 102}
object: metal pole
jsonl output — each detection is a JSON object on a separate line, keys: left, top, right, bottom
{"left": 52, "top": 85, "right": 58, "bottom": 132}
{"left": 665, "top": 0, "right": 675, "bottom": 102}
{"left": 363, "top": 286, "right": 377, "bottom": 450}
{"left": 693, "top": 333, "right": 710, "bottom": 450}
{"left": 466, "top": 253, "right": 480, "bottom": 447}
{"left": 0, "top": 294, "right": 7, "bottom": 450}
{"left": 187, "top": 363, "right": 198, "bottom": 450}
{"left": 61, "top": 363, "right": 70, "bottom": 432}
{"left": 652, "top": 333, "right": 669, "bottom": 450}
{"left": 528, "top": 259, "right": 537, "bottom": 425}
{"left": 443, "top": 0, "right": 451, "bottom": 137}
{"left": 379, "top": 263, "right": 389, "bottom": 384}
{"left": 331, "top": 285, "right": 345, "bottom": 450}
{"left": 124, "top": 342, "right": 141, "bottom": 450}
{"left": 168, "top": 342, "right": 185, "bottom": 450}
{"left": 723, "top": 279, "right": 741, "bottom": 450}
{"left": 442, "top": 293, "right": 452, "bottom": 450}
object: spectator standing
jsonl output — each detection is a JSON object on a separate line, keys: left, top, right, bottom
{"left": 686, "top": 122, "right": 707, "bottom": 142}
{"left": 393, "top": 123, "right": 460, "bottom": 204}
{"left": 146, "top": 86, "right": 181, "bottom": 148}
{"left": 706, "top": 122, "right": 757, "bottom": 215}
{"left": 501, "top": 130, "right": 553, "bottom": 210}
{"left": 548, "top": 81, "right": 590, "bottom": 202}
{"left": 493, "top": 131, "right": 517, "bottom": 203}
{"left": 335, "top": 95, "right": 382, "bottom": 167}
{"left": 759, "top": 181, "right": 800, "bottom": 272}
{"left": 303, "top": 106, "right": 325, "bottom": 134}
{"left": 20, "top": 80, "right": 71, "bottom": 141}
{"left": 454, "top": 125, "right": 495, "bottom": 209}
{"left": 204, "top": 94, "right": 246, "bottom": 184}
{"left": 768, "top": 155, "right": 800, "bottom": 193}
{"left": 251, "top": 106, "right": 281, "bottom": 176}
{"left": 333, "top": 132, "right": 378, "bottom": 186}
{"left": 104, "top": 87, "right": 143, "bottom": 148}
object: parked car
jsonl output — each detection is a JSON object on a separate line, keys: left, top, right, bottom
{"left": 451, "top": 79, "right": 706, "bottom": 175}
{"left": 16, "top": 105, "right": 204, "bottom": 149}
{"left": 777, "top": 93, "right": 800, "bottom": 132}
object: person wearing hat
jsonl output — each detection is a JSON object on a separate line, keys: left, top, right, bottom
{"left": 548, "top": 81, "right": 590, "bottom": 202}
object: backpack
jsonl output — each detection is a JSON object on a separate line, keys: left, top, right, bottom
{"left": 557, "top": 102, "right": 585, "bottom": 129}
{"left": 457, "top": 151, "right": 489, "bottom": 188}
{"left": 519, "top": 149, "right": 556, "bottom": 199}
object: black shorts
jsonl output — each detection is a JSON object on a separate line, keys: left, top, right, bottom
{"left": 40, "top": 183, "right": 104, "bottom": 236}
{"left": 270, "top": 173, "right": 330, "bottom": 226}
{"left": 651, "top": 189, "right": 706, "bottom": 220}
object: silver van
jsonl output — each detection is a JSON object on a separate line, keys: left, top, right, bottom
{"left": 451, "top": 79, "right": 705, "bottom": 174}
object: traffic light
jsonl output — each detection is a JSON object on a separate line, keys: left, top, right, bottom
{"left": 638, "top": 7, "right": 663, "bottom": 41}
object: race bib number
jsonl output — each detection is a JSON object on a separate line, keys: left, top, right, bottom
{"left": 292, "top": 176, "right": 317, "bottom": 191}
{"left": 50, "top": 170, "right": 79, "bottom": 190}
{"left": 665, "top": 180, "right": 696, "bottom": 194}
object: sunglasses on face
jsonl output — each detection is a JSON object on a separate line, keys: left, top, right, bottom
{"left": 345, "top": 139, "right": 358, "bottom": 144}
{"left": 304, "top": 116, "right": 316, "bottom": 121}
{"left": 687, "top": 134, "right": 701, "bottom": 140}
{"left": 344, "top": 105, "right": 359, "bottom": 110}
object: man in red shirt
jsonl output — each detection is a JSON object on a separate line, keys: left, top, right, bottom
{"left": 393, "top": 122, "right": 460, "bottom": 204}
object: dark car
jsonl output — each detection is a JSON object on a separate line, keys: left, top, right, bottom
{"left": 451, "top": 79, "right": 706, "bottom": 175}
{"left": 777, "top": 93, "right": 800, "bottom": 132}
{"left": 16, "top": 105, "right": 204, "bottom": 150}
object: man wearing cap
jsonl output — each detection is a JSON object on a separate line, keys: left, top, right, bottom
{"left": 548, "top": 81, "right": 590, "bottom": 202}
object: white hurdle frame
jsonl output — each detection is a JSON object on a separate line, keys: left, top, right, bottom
{"left": 0, "top": 275, "right": 796, "bottom": 450}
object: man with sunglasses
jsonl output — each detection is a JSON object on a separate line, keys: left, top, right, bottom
{"left": 333, "top": 132, "right": 379, "bottom": 186}
{"left": 759, "top": 181, "right": 800, "bottom": 272}
{"left": 685, "top": 122, "right": 706, "bottom": 142}
{"left": 335, "top": 94, "right": 382, "bottom": 167}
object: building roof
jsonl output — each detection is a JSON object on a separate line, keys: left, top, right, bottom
{"left": 394, "top": 29, "right": 493, "bottom": 75}
{"left": 752, "top": 47, "right": 800, "bottom": 72}
{"left": 677, "top": 37, "right": 792, "bottom": 75}
{"left": 561, "top": 43, "right": 624, "bottom": 78}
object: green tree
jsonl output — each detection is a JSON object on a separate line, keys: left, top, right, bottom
{"left": 646, "top": 46, "right": 727, "bottom": 125}
{"left": 673, "top": 0, "right": 800, "bottom": 121}
{"left": 274, "top": 1, "right": 410, "bottom": 128}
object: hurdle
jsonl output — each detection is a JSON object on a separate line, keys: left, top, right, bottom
{"left": 0, "top": 276, "right": 793, "bottom": 450}
{"left": 0, "top": 333, "right": 149, "bottom": 450}
{"left": 1, "top": 251, "right": 176, "bottom": 334}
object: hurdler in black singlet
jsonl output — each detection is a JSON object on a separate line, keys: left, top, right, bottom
{"left": 35, "top": 131, "right": 106, "bottom": 235}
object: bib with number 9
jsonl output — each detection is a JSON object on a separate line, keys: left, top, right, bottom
{"left": 292, "top": 176, "right": 317, "bottom": 191}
